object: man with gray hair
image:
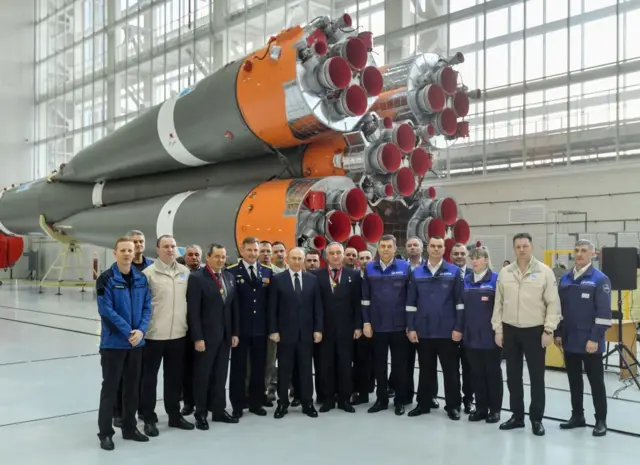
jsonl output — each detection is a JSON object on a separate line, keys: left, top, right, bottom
{"left": 554, "top": 240, "right": 610, "bottom": 437}
{"left": 315, "top": 242, "right": 362, "bottom": 412}
{"left": 128, "top": 230, "right": 154, "bottom": 272}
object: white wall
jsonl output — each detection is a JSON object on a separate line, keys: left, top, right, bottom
{"left": 0, "top": 0, "right": 35, "bottom": 189}
{"left": 435, "top": 161, "right": 640, "bottom": 266}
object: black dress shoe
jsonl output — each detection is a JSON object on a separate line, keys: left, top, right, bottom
{"left": 212, "top": 411, "right": 239, "bottom": 424}
{"left": 143, "top": 422, "right": 159, "bottom": 437}
{"left": 408, "top": 405, "right": 430, "bottom": 417}
{"left": 394, "top": 404, "right": 405, "bottom": 416}
{"left": 486, "top": 412, "right": 501, "bottom": 424}
{"left": 113, "top": 417, "right": 123, "bottom": 428}
{"left": 464, "top": 402, "right": 476, "bottom": 414}
{"left": 447, "top": 408, "right": 460, "bottom": 420}
{"left": 291, "top": 398, "right": 301, "bottom": 407}
{"left": 367, "top": 401, "right": 388, "bottom": 413}
{"left": 319, "top": 400, "right": 335, "bottom": 412}
{"left": 468, "top": 411, "right": 487, "bottom": 422}
{"left": 100, "top": 437, "right": 114, "bottom": 451}
{"left": 122, "top": 428, "right": 149, "bottom": 442}
{"left": 302, "top": 403, "right": 318, "bottom": 418}
{"left": 169, "top": 416, "right": 194, "bottom": 430}
{"left": 180, "top": 405, "right": 194, "bottom": 416}
{"left": 195, "top": 416, "right": 209, "bottom": 430}
{"left": 274, "top": 404, "right": 288, "bottom": 419}
{"left": 559, "top": 415, "right": 586, "bottom": 429}
{"left": 249, "top": 406, "right": 267, "bottom": 416}
{"left": 232, "top": 409, "right": 243, "bottom": 419}
{"left": 499, "top": 416, "right": 525, "bottom": 430}
{"left": 430, "top": 398, "right": 440, "bottom": 409}
{"left": 337, "top": 401, "right": 355, "bottom": 413}
{"left": 350, "top": 393, "right": 369, "bottom": 405}
{"left": 593, "top": 420, "right": 607, "bottom": 437}
{"left": 531, "top": 421, "right": 545, "bottom": 436}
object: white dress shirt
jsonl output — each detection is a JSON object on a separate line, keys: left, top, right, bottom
{"left": 243, "top": 260, "right": 258, "bottom": 277}
{"left": 289, "top": 268, "right": 303, "bottom": 290}
{"left": 473, "top": 268, "right": 488, "bottom": 283}
{"left": 573, "top": 263, "right": 591, "bottom": 280}
{"left": 427, "top": 259, "right": 443, "bottom": 274}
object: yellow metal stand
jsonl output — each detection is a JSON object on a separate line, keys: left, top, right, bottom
{"left": 37, "top": 214, "right": 95, "bottom": 294}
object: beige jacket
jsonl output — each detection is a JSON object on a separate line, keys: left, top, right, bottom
{"left": 143, "top": 259, "right": 190, "bottom": 340}
{"left": 491, "top": 257, "right": 561, "bottom": 333}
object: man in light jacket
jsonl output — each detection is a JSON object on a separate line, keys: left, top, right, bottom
{"left": 140, "top": 235, "right": 195, "bottom": 436}
{"left": 491, "top": 232, "right": 561, "bottom": 437}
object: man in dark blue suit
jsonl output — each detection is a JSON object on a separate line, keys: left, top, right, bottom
{"left": 187, "top": 243, "right": 240, "bottom": 430}
{"left": 315, "top": 242, "right": 362, "bottom": 413}
{"left": 227, "top": 236, "right": 273, "bottom": 418}
{"left": 451, "top": 242, "right": 475, "bottom": 414}
{"left": 268, "top": 247, "right": 323, "bottom": 419}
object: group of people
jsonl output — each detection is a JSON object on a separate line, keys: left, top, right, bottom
{"left": 95, "top": 229, "right": 612, "bottom": 451}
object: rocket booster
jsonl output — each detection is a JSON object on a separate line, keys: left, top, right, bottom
{"left": 52, "top": 177, "right": 385, "bottom": 256}
{"left": 0, "top": 17, "right": 476, "bottom": 263}
{"left": 53, "top": 14, "right": 384, "bottom": 183}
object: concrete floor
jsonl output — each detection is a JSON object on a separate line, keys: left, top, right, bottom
{"left": 0, "top": 281, "right": 638, "bottom": 464}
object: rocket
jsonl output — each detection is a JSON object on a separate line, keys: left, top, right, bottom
{"left": 0, "top": 13, "right": 478, "bottom": 266}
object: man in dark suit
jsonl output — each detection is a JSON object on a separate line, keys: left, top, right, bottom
{"left": 187, "top": 243, "right": 240, "bottom": 430}
{"left": 316, "top": 242, "right": 362, "bottom": 413}
{"left": 227, "top": 237, "right": 272, "bottom": 418}
{"left": 268, "top": 247, "right": 323, "bottom": 419}
{"left": 451, "top": 242, "right": 475, "bottom": 414}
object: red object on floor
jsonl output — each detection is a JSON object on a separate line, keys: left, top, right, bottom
{"left": 0, "top": 234, "right": 24, "bottom": 268}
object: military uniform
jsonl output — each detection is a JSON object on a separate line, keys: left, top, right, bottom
{"left": 228, "top": 261, "right": 273, "bottom": 415}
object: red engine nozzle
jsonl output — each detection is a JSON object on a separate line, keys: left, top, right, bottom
{"left": 360, "top": 213, "right": 384, "bottom": 243}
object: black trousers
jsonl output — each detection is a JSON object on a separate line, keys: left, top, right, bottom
{"left": 277, "top": 341, "right": 314, "bottom": 405}
{"left": 319, "top": 335, "right": 354, "bottom": 402}
{"left": 230, "top": 335, "right": 267, "bottom": 410}
{"left": 193, "top": 338, "right": 231, "bottom": 418}
{"left": 417, "top": 338, "right": 461, "bottom": 409}
{"left": 565, "top": 352, "right": 607, "bottom": 421}
{"left": 98, "top": 347, "right": 143, "bottom": 438}
{"left": 182, "top": 334, "right": 195, "bottom": 408}
{"left": 459, "top": 344, "right": 474, "bottom": 405}
{"left": 466, "top": 348, "right": 503, "bottom": 413}
{"left": 140, "top": 337, "right": 186, "bottom": 423}
{"left": 114, "top": 351, "right": 144, "bottom": 418}
{"left": 373, "top": 331, "right": 407, "bottom": 406}
{"left": 503, "top": 324, "right": 546, "bottom": 422}
{"left": 353, "top": 336, "right": 374, "bottom": 396}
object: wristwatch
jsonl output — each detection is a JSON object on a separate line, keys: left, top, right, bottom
{"left": 543, "top": 330, "right": 553, "bottom": 335}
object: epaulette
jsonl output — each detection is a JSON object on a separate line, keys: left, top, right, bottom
{"left": 227, "top": 263, "right": 239, "bottom": 269}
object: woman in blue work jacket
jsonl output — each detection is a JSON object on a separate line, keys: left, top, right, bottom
{"left": 463, "top": 246, "right": 503, "bottom": 424}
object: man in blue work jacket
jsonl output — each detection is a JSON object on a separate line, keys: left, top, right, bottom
{"left": 555, "top": 239, "right": 611, "bottom": 437}
{"left": 406, "top": 235, "right": 465, "bottom": 420}
{"left": 96, "top": 236, "right": 152, "bottom": 451}
{"left": 228, "top": 236, "right": 272, "bottom": 418}
{"left": 362, "top": 234, "right": 411, "bottom": 415}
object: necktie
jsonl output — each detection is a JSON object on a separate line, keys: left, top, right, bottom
{"left": 332, "top": 269, "right": 339, "bottom": 279}
{"left": 217, "top": 273, "right": 226, "bottom": 299}
{"left": 294, "top": 273, "right": 302, "bottom": 295}
{"left": 249, "top": 265, "right": 257, "bottom": 282}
